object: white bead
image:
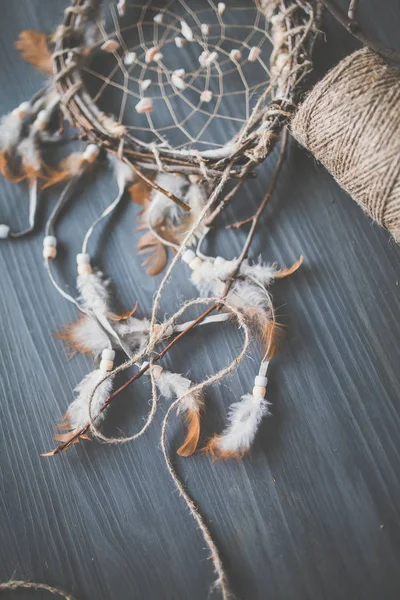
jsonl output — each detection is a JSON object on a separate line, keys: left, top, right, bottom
{"left": 230, "top": 49, "right": 242, "bottom": 62}
{"left": 175, "top": 37, "right": 186, "bottom": 48}
{"left": 151, "top": 364, "right": 163, "bottom": 378}
{"left": 140, "top": 79, "right": 151, "bottom": 91}
{"left": 83, "top": 144, "right": 99, "bottom": 163}
{"left": 252, "top": 385, "right": 266, "bottom": 398}
{"left": 255, "top": 375, "right": 268, "bottom": 387}
{"left": 153, "top": 13, "right": 163, "bottom": 24}
{"left": 102, "top": 349, "right": 116, "bottom": 361}
{"left": 101, "top": 39, "right": 120, "bottom": 53}
{"left": 204, "top": 51, "right": 218, "bottom": 67}
{"left": 78, "top": 263, "right": 92, "bottom": 275}
{"left": 200, "top": 90, "right": 213, "bottom": 103}
{"left": 117, "top": 0, "right": 126, "bottom": 16}
{"left": 249, "top": 47, "right": 261, "bottom": 62}
{"left": 135, "top": 98, "right": 153, "bottom": 114}
{"left": 189, "top": 256, "right": 203, "bottom": 270}
{"left": 124, "top": 52, "right": 136, "bottom": 66}
{"left": 77, "top": 252, "right": 90, "bottom": 264}
{"left": 145, "top": 46, "right": 159, "bottom": 63}
{"left": 182, "top": 249, "right": 196, "bottom": 264}
{"left": 153, "top": 52, "right": 163, "bottom": 62}
{"left": 171, "top": 73, "right": 185, "bottom": 90}
{"left": 43, "top": 246, "right": 57, "bottom": 259}
{"left": 100, "top": 359, "right": 114, "bottom": 372}
{"left": 0, "top": 224, "right": 10, "bottom": 239}
{"left": 180, "top": 20, "right": 194, "bottom": 42}
{"left": 201, "top": 24, "right": 210, "bottom": 35}
{"left": 43, "top": 235, "right": 57, "bottom": 248}
{"left": 214, "top": 256, "right": 226, "bottom": 266}
{"left": 218, "top": 2, "right": 226, "bottom": 15}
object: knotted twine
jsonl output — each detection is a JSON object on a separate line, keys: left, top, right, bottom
{"left": 291, "top": 48, "right": 400, "bottom": 242}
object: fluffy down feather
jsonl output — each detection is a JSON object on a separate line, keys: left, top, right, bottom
{"left": 77, "top": 271, "right": 111, "bottom": 314}
{"left": 205, "top": 393, "right": 270, "bottom": 459}
{"left": 115, "top": 316, "right": 151, "bottom": 352}
{"left": 0, "top": 110, "right": 26, "bottom": 154}
{"left": 56, "top": 315, "right": 110, "bottom": 358}
{"left": 56, "top": 369, "right": 114, "bottom": 434}
{"left": 148, "top": 172, "right": 189, "bottom": 225}
{"left": 191, "top": 258, "right": 237, "bottom": 296}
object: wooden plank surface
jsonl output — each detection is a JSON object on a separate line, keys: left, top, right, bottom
{"left": 0, "top": 2, "right": 400, "bottom": 599}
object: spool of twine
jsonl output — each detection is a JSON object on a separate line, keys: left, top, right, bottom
{"left": 291, "top": 48, "right": 400, "bottom": 242}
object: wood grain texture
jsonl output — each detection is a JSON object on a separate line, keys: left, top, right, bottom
{"left": 0, "top": 1, "right": 400, "bottom": 599}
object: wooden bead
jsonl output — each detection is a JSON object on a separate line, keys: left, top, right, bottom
{"left": 189, "top": 256, "right": 203, "bottom": 270}
{"left": 78, "top": 263, "right": 92, "bottom": 275}
{"left": 252, "top": 385, "right": 267, "bottom": 398}
{"left": 43, "top": 246, "right": 57, "bottom": 259}
{"left": 151, "top": 365, "right": 163, "bottom": 378}
{"left": 249, "top": 47, "right": 262, "bottom": 62}
{"left": 100, "top": 359, "right": 114, "bottom": 372}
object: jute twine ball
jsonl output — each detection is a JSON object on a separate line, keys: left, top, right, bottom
{"left": 292, "top": 48, "right": 400, "bottom": 242}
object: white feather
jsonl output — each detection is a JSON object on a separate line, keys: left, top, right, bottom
{"left": 71, "top": 317, "right": 110, "bottom": 358}
{"left": 228, "top": 280, "right": 271, "bottom": 312}
{"left": 191, "top": 258, "right": 237, "bottom": 295}
{"left": 217, "top": 393, "right": 270, "bottom": 453}
{"left": 149, "top": 172, "right": 188, "bottom": 225}
{"left": 113, "top": 156, "right": 135, "bottom": 189}
{"left": 240, "top": 259, "right": 277, "bottom": 286}
{"left": 17, "top": 131, "right": 41, "bottom": 172}
{"left": 0, "top": 111, "right": 25, "bottom": 152}
{"left": 155, "top": 370, "right": 203, "bottom": 412}
{"left": 116, "top": 317, "right": 151, "bottom": 351}
{"left": 77, "top": 271, "right": 111, "bottom": 314}
{"left": 66, "top": 369, "right": 115, "bottom": 429}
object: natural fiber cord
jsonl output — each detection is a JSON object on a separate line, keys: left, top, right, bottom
{"left": 291, "top": 48, "right": 400, "bottom": 242}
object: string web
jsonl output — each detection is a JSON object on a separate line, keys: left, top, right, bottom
{"left": 83, "top": 0, "right": 273, "bottom": 151}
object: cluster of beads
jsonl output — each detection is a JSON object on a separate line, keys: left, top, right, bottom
{"left": 253, "top": 375, "right": 268, "bottom": 398}
{"left": 43, "top": 235, "right": 57, "bottom": 259}
{"left": 100, "top": 349, "right": 115, "bottom": 372}
{"left": 181, "top": 249, "right": 203, "bottom": 270}
{"left": 77, "top": 253, "right": 92, "bottom": 275}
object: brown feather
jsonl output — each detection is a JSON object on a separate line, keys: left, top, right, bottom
{"left": 107, "top": 301, "right": 139, "bottom": 322}
{"left": 0, "top": 151, "right": 25, "bottom": 182}
{"left": 15, "top": 30, "right": 52, "bottom": 74}
{"left": 177, "top": 408, "right": 201, "bottom": 457}
{"left": 53, "top": 314, "right": 93, "bottom": 356}
{"left": 129, "top": 178, "right": 153, "bottom": 206}
{"left": 275, "top": 255, "right": 304, "bottom": 279}
{"left": 137, "top": 230, "right": 168, "bottom": 276}
{"left": 203, "top": 436, "right": 247, "bottom": 461}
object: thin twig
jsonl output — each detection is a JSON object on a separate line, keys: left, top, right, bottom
{"left": 320, "top": 0, "right": 400, "bottom": 65}
{"left": 220, "top": 128, "right": 288, "bottom": 301}
{"left": 122, "top": 157, "right": 191, "bottom": 212}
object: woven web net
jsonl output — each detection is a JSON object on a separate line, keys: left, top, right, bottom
{"left": 82, "top": 0, "right": 273, "bottom": 152}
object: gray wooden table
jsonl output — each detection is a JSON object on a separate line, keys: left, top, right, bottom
{"left": 1, "top": 2, "right": 400, "bottom": 599}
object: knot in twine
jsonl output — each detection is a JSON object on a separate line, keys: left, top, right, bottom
{"left": 291, "top": 48, "right": 400, "bottom": 242}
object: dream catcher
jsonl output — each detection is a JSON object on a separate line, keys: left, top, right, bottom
{"left": 0, "top": 0, "right": 320, "bottom": 596}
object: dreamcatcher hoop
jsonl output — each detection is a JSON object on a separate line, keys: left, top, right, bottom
{"left": 53, "top": 0, "right": 320, "bottom": 177}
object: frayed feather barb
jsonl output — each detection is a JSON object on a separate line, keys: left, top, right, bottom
{"left": 154, "top": 369, "right": 205, "bottom": 456}
{"left": 55, "top": 369, "right": 115, "bottom": 437}
{"left": 205, "top": 393, "right": 270, "bottom": 460}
